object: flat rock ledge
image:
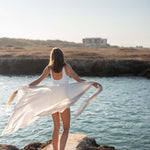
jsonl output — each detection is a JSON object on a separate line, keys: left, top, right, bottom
{"left": 0, "top": 134, "right": 117, "bottom": 150}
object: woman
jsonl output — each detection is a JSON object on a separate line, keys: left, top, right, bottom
{"left": 2, "top": 47, "right": 102, "bottom": 150}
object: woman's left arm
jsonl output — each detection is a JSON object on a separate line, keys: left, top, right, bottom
{"left": 66, "top": 64, "right": 101, "bottom": 88}
{"left": 29, "top": 66, "right": 50, "bottom": 86}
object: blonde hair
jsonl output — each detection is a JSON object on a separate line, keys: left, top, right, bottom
{"left": 49, "top": 47, "right": 66, "bottom": 73}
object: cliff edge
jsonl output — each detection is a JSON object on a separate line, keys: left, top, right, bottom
{"left": 0, "top": 46, "right": 150, "bottom": 78}
{"left": 0, "top": 58, "right": 150, "bottom": 78}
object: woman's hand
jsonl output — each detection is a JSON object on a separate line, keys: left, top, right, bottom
{"left": 5, "top": 90, "right": 18, "bottom": 111}
{"left": 92, "top": 82, "right": 102, "bottom": 89}
{"left": 29, "top": 81, "right": 37, "bottom": 86}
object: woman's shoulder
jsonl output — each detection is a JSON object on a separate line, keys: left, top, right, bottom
{"left": 65, "top": 63, "right": 72, "bottom": 69}
{"left": 65, "top": 63, "right": 73, "bottom": 71}
{"left": 44, "top": 65, "right": 50, "bottom": 70}
{"left": 44, "top": 65, "right": 51, "bottom": 73}
{"left": 64, "top": 63, "right": 72, "bottom": 75}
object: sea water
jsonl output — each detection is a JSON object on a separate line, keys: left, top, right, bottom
{"left": 0, "top": 75, "right": 150, "bottom": 150}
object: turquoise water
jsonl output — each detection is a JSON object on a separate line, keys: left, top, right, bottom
{"left": 0, "top": 75, "right": 150, "bottom": 150}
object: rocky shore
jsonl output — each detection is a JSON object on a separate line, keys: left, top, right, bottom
{"left": 0, "top": 58, "right": 150, "bottom": 78}
{"left": 0, "top": 134, "right": 117, "bottom": 150}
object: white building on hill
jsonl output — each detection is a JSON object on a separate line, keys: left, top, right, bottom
{"left": 83, "top": 37, "right": 107, "bottom": 47}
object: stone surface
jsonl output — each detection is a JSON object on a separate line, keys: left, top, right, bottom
{"left": 43, "top": 134, "right": 87, "bottom": 150}
{"left": 22, "top": 140, "right": 51, "bottom": 150}
{"left": 42, "top": 133, "right": 117, "bottom": 150}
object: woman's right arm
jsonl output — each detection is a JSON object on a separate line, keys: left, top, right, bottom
{"left": 29, "top": 66, "right": 50, "bottom": 86}
{"left": 5, "top": 90, "right": 18, "bottom": 111}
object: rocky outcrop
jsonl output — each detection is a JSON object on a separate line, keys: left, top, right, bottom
{"left": 75, "top": 135, "right": 116, "bottom": 150}
{"left": 0, "top": 58, "right": 150, "bottom": 78}
{"left": 0, "top": 140, "right": 52, "bottom": 150}
{"left": 0, "top": 134, "right": 117, "bottom": 150}
{"left": 0, "top": 145, "right": 19, "bottom": 150}
{"left": 22, "top": 140, "right": 52, "bottom": 150}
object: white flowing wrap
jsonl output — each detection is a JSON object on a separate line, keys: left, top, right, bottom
{"left": 2, "top": 81, "right": 102, "bottom": 135}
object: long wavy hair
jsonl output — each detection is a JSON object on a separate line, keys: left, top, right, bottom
{"left": 49, "top": 47, "right": 66, "bottom": 73}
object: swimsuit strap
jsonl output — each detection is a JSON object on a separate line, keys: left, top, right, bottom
{"left": 62, "top": 66, "right": 67, "bottom": 77}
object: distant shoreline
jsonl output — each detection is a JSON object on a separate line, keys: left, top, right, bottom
{"left": 0, "top": 39, "right": 150, "bottom": 78}
{"left": 0, "top": 58, "right": 150, "bottom": 78}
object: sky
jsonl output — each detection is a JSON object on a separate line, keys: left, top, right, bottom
{"left": 0, "top": 0, "right": 150, "bottom": 47}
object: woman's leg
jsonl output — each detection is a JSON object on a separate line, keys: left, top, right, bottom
{"left": 52, "top": 112, "right": 60, "bottom": 150}
{"left": 60, "top": 108, "right": 70, "bottom": 150}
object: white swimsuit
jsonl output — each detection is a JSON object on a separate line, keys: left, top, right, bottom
{"left": 2, "top": 67, "right": 102, "bottom": 135}
{"left": 51, "top": 67, "right": 69, "bottom": 85}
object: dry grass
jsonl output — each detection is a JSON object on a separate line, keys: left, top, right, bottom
{"left": 0, "top": 46, "right": 150, "bottom": 61}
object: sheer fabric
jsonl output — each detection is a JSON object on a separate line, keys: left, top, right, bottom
{"left": 2, "top": 67, "right": 102, "bottom": 135}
